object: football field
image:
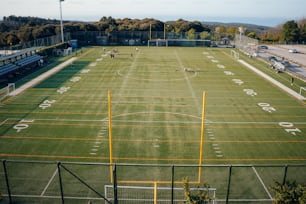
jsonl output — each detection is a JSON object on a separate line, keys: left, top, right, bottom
{"left": 0, "top": 46, "right": 305, "bottom": 203}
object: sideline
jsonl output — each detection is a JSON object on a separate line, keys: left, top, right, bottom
{"left": 238, "top": 59, "right": 306, "bottom": 101}
{"left": 8, "top": 57, "right": 78, "bottom": 97}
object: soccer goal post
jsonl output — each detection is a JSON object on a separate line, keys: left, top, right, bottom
{"left": 0, "top": 83, "right": 15, "bottom": 103}
{"left": 147, "top": 39, "right": 168, "bottom": 47}
{"left": 104, "top": 185, "right": 217, "bottom": 203}
{"left": 231, "top": 50, "right": 240, "bottom": 60}
{"left": 299, "top": 87, "right": 306, "bottom": 97}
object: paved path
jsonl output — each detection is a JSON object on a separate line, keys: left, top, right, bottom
{"left": 238, "top": 59, "right": 305, "bottom": 101}
{"left": 9, "top": 57, "right": 77, "bottom": 96}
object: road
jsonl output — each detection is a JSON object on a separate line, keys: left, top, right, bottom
{"left": 257, "top": 45, "right": 306, "bottom": 79}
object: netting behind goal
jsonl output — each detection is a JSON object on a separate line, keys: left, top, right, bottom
{"left": 148, "top": 39, "right": 211, "bottom": 47}
{"left": 0, "top": 83, "right": 15, "bottom": 102}
{"left": 148, "top": 39, "right": 168, "bottom": 47}
{"left": 105, "top": 185, "right": 217, "bottom": 203}
{"left": 168, "top": 39, "right": 210, "bottom": 47}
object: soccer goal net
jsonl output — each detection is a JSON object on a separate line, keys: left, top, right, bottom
{"left": 168, "top": 39, "right": 210, "bottom": 47}
{"left": 148, "top": 39, "right": 168, "bottom": 47}
{"left": 104, "top": 185, "right": 217, "bottom": 203}
{"left": 299, "top": 87, "right": 306, "bottom": 97}
{"left": 0, "top": 83, "right": 15, "bottom": 103}
{"left": 231, "top": 50, "right": 240, "bottom": 60}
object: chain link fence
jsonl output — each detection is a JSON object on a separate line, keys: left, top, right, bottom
{"left": 1, "top": 160, "right": 305, "bottom": 203}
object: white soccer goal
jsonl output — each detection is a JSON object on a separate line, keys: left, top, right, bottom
{"left": 299, "top": 87, "right": 306, "bottom": 97}
{"left": 104, "top": 185, "right": 217, "bottom": 203}
{"left": 231, "top": 50, "right": 240, "bottom": 60}
{"left": 0, "top": 83, "right": 15, "bottom": 103}
{"left": 147, "top": 39, "right": 168, "bottom": 47}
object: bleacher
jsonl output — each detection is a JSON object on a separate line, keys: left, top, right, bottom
{"left": 15, "top": 54, "right": 43, "bottom": 67}
{"left": 0, "top": 63, "right": 19, "bottom": 76}
{"left": 0, "top": 49, "right": 43, "bottom": 77}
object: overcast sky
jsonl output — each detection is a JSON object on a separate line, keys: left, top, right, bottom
{"left": 1, "top": 0, "right": 306, "bottom": 26}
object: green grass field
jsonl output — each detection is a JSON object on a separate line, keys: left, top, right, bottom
{"left": 0, "top": 46, "right": 305, "bottom": 203}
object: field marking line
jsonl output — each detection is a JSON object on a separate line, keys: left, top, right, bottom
{"left": 0, "top": 153, "right": 109, "bottom": 160}
{"left": 3, "top": 135, "right": 306, "bottom": 144}
{"left": 252, "top": 166, "right": 273, "bottom": 200}
{"left": 7, "top": 116, "right": 306, "bottom": 125}
{"left": 1, "top": 153, "right": 306, "bottom": 162}
{"left": 0, "top": 118, "right": 9, "bottom": 126}
{"left": 40, "top": 168, "right": 58, "bottom": 196}
{"left": 174, "top": 51, "right": 201, "bottom": 113}
{"left": 8, "top": 57, "right": 78, "bottom": 97}
{"left": 115, "top": 48, "right": 140, "bottom": 108}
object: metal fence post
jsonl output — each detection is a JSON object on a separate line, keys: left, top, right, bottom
{"left": 113, "top": 164, "right": 118, "bottom": 204}
{"left": 57, "top": 162, "right": 65, "bottom": 204}
{"left": 226, "top": 165, "right": 232, "bottom": 204}
{"left": 282, "top": 165, "right": 288, "bottom": 185}
{"left": 2, "top": 160, "right": 12, "bottom": 204}
{"left": 171, "top": 165, "right": 174, "bottom": 204}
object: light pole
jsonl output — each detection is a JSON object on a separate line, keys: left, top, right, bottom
{"left": 164, "top": 23, "right": 170, "bottom": 40}
{"left": 149, "top": 24, "right": 152, "bottom": 40}
{"left": 59, "top": 0, "right": 65, "bottom": 43}
{"left": 164, "top": 23, "right": 166, "bottom": 40}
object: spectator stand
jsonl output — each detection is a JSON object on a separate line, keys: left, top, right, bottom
{"left": 0, "top": 47, "right": 43, "bottom": 77}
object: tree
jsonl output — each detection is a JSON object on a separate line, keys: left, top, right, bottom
{"left": 298, "top": 19, "right": 306, "bottom": 43}
{"left": 6, "top": 33, "right": 19, "bottom": 45}
{"left": 214, "top": 26, "right": 226, "bottom": 41}
{"left": 270, "top": 180, "right": 306, "bottom": 204}
{"left": 226, "top": 26, "right": 237, "bottom": 40}
{"left": 183, "top": 177, "right": 213, "bottom": 204}
{"left": 281, "top": 20, "right": 300, "bottom": 43}
{"left": 200, "top": 31, "right": 211, "bottom": 40}
{"left": 187, "top": 28, "right": 196, "bottom": 39}
{"left": 247, "top": 31, "right": 257, "bottom": 39}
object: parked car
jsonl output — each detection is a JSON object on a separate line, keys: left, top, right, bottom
{"left": 258, "top": 45, "right": 268, "bottom": 49}
{"left": 288, "top": 49, "right": 298, "bottom": 53}
{"left": 268, "top": 56, "right": 277, "bottom": 62}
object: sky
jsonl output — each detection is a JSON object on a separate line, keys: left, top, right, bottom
{"left": 1, "top": 0, "right": 306, "bottom": 27}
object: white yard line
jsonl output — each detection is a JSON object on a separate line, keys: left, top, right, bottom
{"left": 9, "top": 57, "right": 78, "bottom": 97}
{"left": 238, "top": 59, "right": 305, "bottom": 100}
{"left": 40, "top": 168, "right": 58, "bottom": 196}
{"left": 6, "top": 117, "right": 306, "bottom": 125}
{"left": 252, "top": 166, "right": 273, "bottom": 200}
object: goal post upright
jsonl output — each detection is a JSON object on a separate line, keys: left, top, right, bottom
{"left": 154, "top": 182, "right": 158, "bottom": 204}
{"left": 108, "top": 89, "right": 114, "bottom": 183}
{"left": 198, "top": 91, "right": 206, "bottom": 183}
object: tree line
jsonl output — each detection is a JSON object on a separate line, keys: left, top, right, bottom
{"left": 0, "top": 15, "right": 305, "bottom": 48}
{"left": 259, "top": 19, "right": 306, "bottom": 43}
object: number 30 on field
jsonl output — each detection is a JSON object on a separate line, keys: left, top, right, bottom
{"left": 257, "top": 103, "right": 276, "bottom": 113}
